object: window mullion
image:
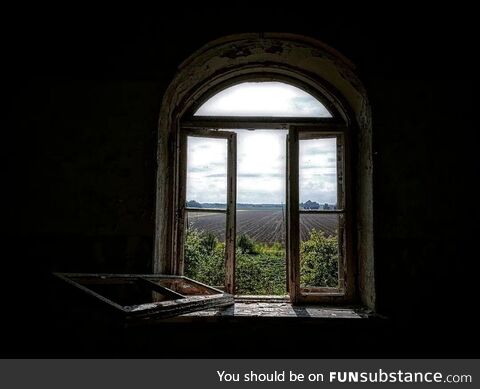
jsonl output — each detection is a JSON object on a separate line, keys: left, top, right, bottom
{"left": 175, "top": 132, "right": 188, "bottom": 276}
{"left": 287, "top": 127, "right": 300, "bottom": 303}
{"left": 224, "top": 133, "right": 237, "bottom": 294}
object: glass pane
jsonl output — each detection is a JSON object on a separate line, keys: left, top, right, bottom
{"left": 186, "top": 136, "right": 227, "bottom": 207}
{"left": 194, "top": 81, "right": 332, "bottom": 117}
{"left": 299, "top": 137, "right": 338, "bottom": 210}
{"left": 233, "top": 129, "right": 287, "bottom": 295}
{"left": 149, "top": 278, "right": 217, "bottom": 295}
{"left": 300, "top": 213, "right": 341, "bottom": 289}
{"left": 184, "top": 211, "right": 226, "bottom": 289}
{"left": 79, "top": 278, "right": 177, "bottom": 306}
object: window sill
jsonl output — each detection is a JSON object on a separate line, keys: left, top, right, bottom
{"left": 159, "top": 301, "right": 375, "bottom": 323}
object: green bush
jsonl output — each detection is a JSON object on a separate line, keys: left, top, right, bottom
{"left": 300, "top": 229, "right": 338, "bottom": 288}
{"left": 236, "top": 251, "right": 286, "bottom": 295}
{"left": 237, "top": 234, "right": 256, "bottom": 254}
{"left": 184, "top": 228, "right": 338, "bottom": 294}
{"left": 184, "top": 229, "right": 225, "bottom": 287}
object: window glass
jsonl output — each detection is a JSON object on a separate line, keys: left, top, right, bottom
{"left": 299, "top": 137, "right": 338, "bottom": 210}
{"left": 184, "top": 211, "right": 226, "bottom": 289}
{"left": 186, "top": 137, "right": 227, "bottom": 206}
{"left": 194, "top": 81, "right": 332, "bottom": 117}
{"left": 300, "top": 213, "right": 341, "bottom": 289}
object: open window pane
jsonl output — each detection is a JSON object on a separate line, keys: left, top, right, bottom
{"left": 184, "top": 211, "right": 226, "bottom": 289}
{"left": 186, "top": 137, "right": 227, "bottom": 207}
{"left": 54, "top": 274, "right": 234, "bottom": 320}
{"left": 79, "top": 277, "right": 178, "bottom": 305}
{"left": 151, "top": 278, "right": 218, "bottom": 295}
{"left": 180, "top": 130, "right": 236, "bottom": 294}
{"left": 300, "top": 213, "right": 341, "bottom": 289}
{"left": 299, "top": 137, "right": 338, "bottom": 210}
{"left": 194, "top": 81, "right": 332, "bottom": 118}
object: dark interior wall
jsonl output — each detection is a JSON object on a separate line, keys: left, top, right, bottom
{"left": 13, "top": 80, "right": 159, "bottom": 273}
{"left": 3, "top": 6, "right": 479, "bottom": 356}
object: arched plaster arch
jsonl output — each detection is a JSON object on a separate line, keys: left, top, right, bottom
{"left": 154, "top": 33, "right": 375, "bottom": 309}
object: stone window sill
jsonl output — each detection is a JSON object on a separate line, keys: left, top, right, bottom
{"left": 160, "top": 301, "right": 375, "bottom": 323}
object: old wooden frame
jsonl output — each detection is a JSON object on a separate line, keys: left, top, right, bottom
{"left": 182, "top": 118, "right": 344, "bottom": 131}
{"left": 176, "top": 129, "right": 237, "bottom": 294}
{"left": 154, "top": 34, "right": 378, "bottom": 308}
{"left": 53, "top": 273, "right": 234, "bottom": 322}
{"left": 287, "top": 127, "right": 354, "bottom": 303}
{"left": 176, "top": 126, "right": 353, "bottom": 303}
{"left": 186, "top": 72, "right": 344, "bottom": 123}
{"left": 170, "top": 76, "right": 355, "bottom": 304}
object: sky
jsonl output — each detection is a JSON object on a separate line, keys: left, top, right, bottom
{"left": 195, "top": 81, "right": 332, "bottom": 118}
{"left": 186, "top": 131, "right": 337, "bottom": 205}
{"left": 186, "top": 81, "right": 337, "bottom": 205}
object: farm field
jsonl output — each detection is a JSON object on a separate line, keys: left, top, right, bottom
{"left": 186, "top": 209, "right": 338, "bottom": 243}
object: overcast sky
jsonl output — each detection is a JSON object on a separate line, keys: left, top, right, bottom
{"left": 186, "top": 131, "right": 337, "bottom": 205}
{"left": 186, "top": 81, "right": 337, "bottom": 205}
{"left": 195, "top": 81, "right": 332, "bottom": 117}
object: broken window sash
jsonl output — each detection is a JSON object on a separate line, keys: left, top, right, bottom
{"left": 53, "top": 273, "right": 234, "bottom": 321}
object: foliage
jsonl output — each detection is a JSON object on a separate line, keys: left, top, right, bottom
{"left": 236, "top": 249, "right": 286, "bottom": 295}
{"left": 300, "top": 200, "right": 320, "bottom": 209}
{"left": 186, "top": 200, "right": 202, "bottom": 208}
{"left": 300, "top": 229, "right": 338, "bottom": 288}
{"left": 184, "top": 228, "right": 338, "bottom": 295}
{"left": 184, "top": 229, "right": 225, "bottom": 287}
{"left": 237, "top": 234, "right": 256, "bottom": 254}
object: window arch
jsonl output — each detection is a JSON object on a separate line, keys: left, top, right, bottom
{"left": 194, "top": 81, "right": 332, "bottom": 117}
{"left": 155, "top": 34, "right": 375, "bottom": 308}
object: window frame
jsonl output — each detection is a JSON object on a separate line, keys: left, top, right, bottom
{"left": 287, "top": 126, "right": 355, "bottom": 304}
{"left": 53, "top": 273, "right": 234, "bottom": 322}
{"left": 175, "top": 129, "right": 237, "bottom": 294}
{"left": 172, "top": 78, "right": 355, "bottom": 303}
{"left": 154, "top": 34, "right": 376, "bottom": 309}
{"left": 186, "top": 73, "right": 341, "bottom": 122}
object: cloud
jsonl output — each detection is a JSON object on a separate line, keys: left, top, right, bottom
{"left": 194, "top": 81, "right": 332, "bottom": 118}
{"left": 301, "top": 164, "right": 336, "bottom": 170}
{"left": 185, "top": 129, "right": 337, "bottom": 204}
{"left": 188, "top": 166, "right": 210, "bottom": 173}
{"left": 302, "top": 148, "right": 334, "bottom": 156}
{"left": 238, "top": 173, "right": 285, "bottom": 178}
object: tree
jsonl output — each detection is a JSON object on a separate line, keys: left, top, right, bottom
{"left": 237, "top": 234, "right": 256, "bottom": 254}
{"left": 184, "top": 229, "right": 224, "bottom": 286}
{"left": 302, "top": 200, "right": 320, "bottom": 209}
{"left": 300, "top": 229, "right": 338, "bottom": 287}
{"left": 184, "top": 228, "right": 338, "bottom": 294}
{"left": 186, "top": 200, "right": 202, "bottom": 208}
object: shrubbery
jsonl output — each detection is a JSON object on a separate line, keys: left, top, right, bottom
{"left": 237, "top": 234, "right": 256, "bottom": 254}
{"left": 236, "top": 250, "right": 286, "bottom": 295}
{"left": 184, "top": 229, "right": 225, "bottom": 287}
{"left": 184, "top": 228, "right": 338, "bottom": 294}
{"left": 300, "top": 229, "right": 338, "bottom": 288}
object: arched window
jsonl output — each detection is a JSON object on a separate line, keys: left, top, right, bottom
{"left": 155, "top": 34, "right": 375, "bottom": 307}
{"left": 194, "top": 81, "right": 332, "bottom": 117}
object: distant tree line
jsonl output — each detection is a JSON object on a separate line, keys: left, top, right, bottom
{"left": 186, "top": 200, "right": 203, "bottom": 208}
{"left": 187, "top": 200, "right": 336, "bottom": 210}
{"left": 300, "top": 200, "right": 337, "bottom": 210}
